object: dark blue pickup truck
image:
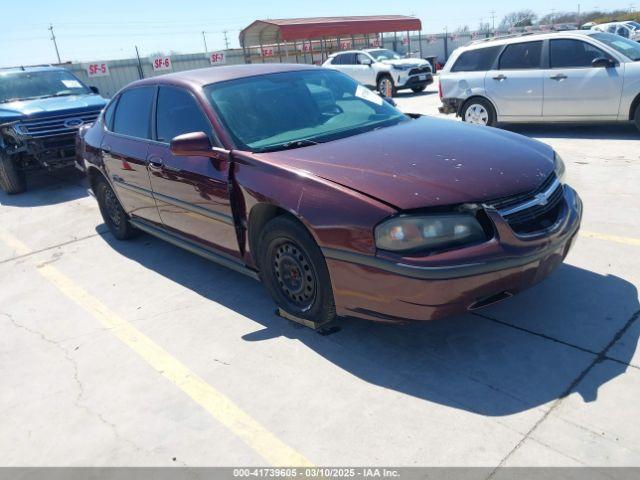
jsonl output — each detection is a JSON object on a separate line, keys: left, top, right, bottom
{"left": 0, "top": 66, "right": 107, "bottom": 194}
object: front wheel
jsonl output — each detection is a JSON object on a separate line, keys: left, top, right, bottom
{"left": 258, "top": 216, "right": 336, "bottom": 326}
{"left": 461, "top": 98, "right": 496, "bottom": 127}
{"left": 0, "top": 153, "right": 26, "bottom": 194}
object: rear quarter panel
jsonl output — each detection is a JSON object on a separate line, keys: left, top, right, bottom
{"left": 619, "top": 62, "right": 640, "bottom": 120}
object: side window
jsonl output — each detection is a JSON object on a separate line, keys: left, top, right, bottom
{"left": 331, "top": 55, "right": 343, "bottom": 65}
{"left": 156, "top": 86, "right": 211, "bottom": 143}
{"left": 112, "top": 86, "right": 154, "bottom": 139}
{"left": 550, "top": 39, "right": 610, "bottom": 68}
{"left": 607, "top": 25, "right": 617, "bottom": 33}
{"left": 617, "top": 26, "right": 630, "bottom": 38}
{"left": 499, "top": 41, "right": 542, "bottom": 70}
{"left": 103, "top": 99, "right": 117, "bottom": 131}
{"left": 342, "top": 53, "right": 357, "bottom": 65}
{"left": 450, "top": 46, "right": 501, "bottom": 72}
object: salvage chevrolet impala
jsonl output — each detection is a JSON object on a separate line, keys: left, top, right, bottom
{"left": 78, "top": 64, "right": 582, "bottom": 325}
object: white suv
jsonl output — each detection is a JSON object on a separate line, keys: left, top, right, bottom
{"left": 438, "top": 31, "right": 640, "bottom": 131}
{"left": 322, "top": 49, "right": 433, "bottom": 96}
{"left": 592, "top": 21, "right": 640, "bottom": 42}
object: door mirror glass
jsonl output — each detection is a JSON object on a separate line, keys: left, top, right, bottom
{"left": 170, "top": 131, "right": 212, "bottom": 156}
{"left": 592, "top": 57, "right": 615, "bottom": 68}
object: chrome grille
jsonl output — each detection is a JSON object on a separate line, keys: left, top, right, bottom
{"left": 15, "top": 109, "right": 101, "bottom": 138}
{"left": 486, "top": 174, "right": 565, "bottom": 234}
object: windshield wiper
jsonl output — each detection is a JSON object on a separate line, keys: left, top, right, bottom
{"left": 0, "top": 95, "right": 50, "bottom": 103}
{"left": 258, "top": 138, "right": 319, "bottom": 152}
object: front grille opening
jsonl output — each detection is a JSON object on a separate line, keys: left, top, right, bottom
{"left": 506, "top": 192, "right": 564, "bottom": 234}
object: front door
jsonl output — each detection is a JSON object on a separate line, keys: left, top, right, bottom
{"left": 101, "top": 86, "right": 161, "bottom": 224}
{"left": 542, "top": 38, "right": 624, "bottom": 118}
{"left": 147, "top": 85, "right": 240, "bottom": 258}
{"left": 485, "top": 40, "right": 544, "bottom": 118}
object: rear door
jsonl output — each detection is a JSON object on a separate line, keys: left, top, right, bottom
{"left": 101, "top": 86, "right": 161, "bottom": 224}
{"left": 146, "top": 85, "right": 240, "bottom": 257}
{"left": 542, "top": 38, "right": 624, "bottom": 118}
{"left": 485, "top": 41, "right": 544, "bottom": 118}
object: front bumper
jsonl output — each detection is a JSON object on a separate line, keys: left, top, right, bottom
{"left": 397, "top": 73, "right": 433, "bottom": 89}
{"left": 324, "top": 186, "right": 582, "bottom": 323}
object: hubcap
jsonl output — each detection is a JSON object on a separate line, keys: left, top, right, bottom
{"left": 465, "top": 104, "right": 489, "bottom": 125}
{"left": 103, "top": 186, "right": 121, "bottom": 226}
{"left": 273, "top": 242, "right": 316, "bottom": 309}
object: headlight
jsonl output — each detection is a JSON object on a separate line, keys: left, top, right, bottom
{"left": 393, "top": 65, "right": 411, "bottom": 71}
{"left": 554, "top": 152, "right": 566, "bottom": 182}
{"left": 375, "top": 214, "right": 486, "bottom": 253}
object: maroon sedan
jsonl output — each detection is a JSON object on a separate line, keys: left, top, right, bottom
{"left": 78, "top": 64, "right": 582, "bottom": 326}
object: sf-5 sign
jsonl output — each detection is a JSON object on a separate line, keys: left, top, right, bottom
{"left": 86, "top": 63, "right": 109, "bottom": 77}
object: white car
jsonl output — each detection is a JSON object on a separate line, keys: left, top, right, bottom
{"left": 322, "top": 49, "right": 433, "bottom": 96}
{"left": 592, "top": 21, "right": 640, "bottom": 42}
{"left": 437, "top": 30, "right": 640, "bottom": 131}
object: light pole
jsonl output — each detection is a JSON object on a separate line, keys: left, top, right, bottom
{"left": 202, "top": 31, "right": 208, "bottom": 53}
{"left": 48, "top": 23, "right": 61, "bottom": 64}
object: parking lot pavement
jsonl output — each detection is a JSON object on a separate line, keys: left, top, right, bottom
{"left": 1, "top": 83, "right": 639, "bottom": 467}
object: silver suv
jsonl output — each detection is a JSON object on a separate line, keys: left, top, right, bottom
{"left": 438, "top": 31, "right": 640, "bottom": 131}
{"left": 323, "top": 49, "right": 433, "bottom": 96}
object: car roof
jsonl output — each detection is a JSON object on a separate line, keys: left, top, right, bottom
{"left": 0, "top": 65, "right": 69, "bottom": 74}
{"left": 460, "top": 30, "right": 598, "bottom": 51}
{"left": 128, "top": 63, "right": 320, "bottom": 89}
{"left": 329, "top": 48, "right": 387, "bottom": 57}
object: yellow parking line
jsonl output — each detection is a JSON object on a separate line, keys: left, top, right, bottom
{"left": 580, "top": 230, "right": 640, "bottom": 247}
{"left": 0, "top": 228, "right": 312, "bottom": 467}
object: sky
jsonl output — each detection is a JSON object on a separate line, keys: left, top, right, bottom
{"left": 0, "top": 0, "right": 633, "bottom": 67}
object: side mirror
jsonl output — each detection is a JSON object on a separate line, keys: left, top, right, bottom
{"left": 360, "top": 58, "right": 373, "bottom": 66}
{"left": 170, "top": 131, "right": 212, "bottom": 156}
{"left": 89, "top": 86, "right": 100, "bottom": 94}
{"left": 592, "top": 57, "right": 615, "bottom": 68}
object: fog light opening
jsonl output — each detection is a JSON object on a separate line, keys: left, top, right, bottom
{"left": 468, "top": 291, "right": 513, "bottom": 310}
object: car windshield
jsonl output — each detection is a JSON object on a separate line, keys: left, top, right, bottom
{"left": 0, "top": 69, "right": 91, "bottom": 104}
{"left": 368, "top": 49, "right": 403, "bottom": 61}
{"left": 592, "top": 32, "right": 640, "bottom": 60}
{"left": 205, "top": 69, "right": 408, "bottom": 153}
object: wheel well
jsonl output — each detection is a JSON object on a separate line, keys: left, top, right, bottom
{"left": 86, "top": 166, "right": 107, "bottom": 194}
{"left": 248, "top": 204, "right": 298, "bottom": 264}
{"left": 376, "top": 72, "right": 393, "bottom": 85}
{"left": 459, "top": 95, "right": 497, "bottom": 117}
{"left": 629, "top": 93, "right": 640, "bottom": 121}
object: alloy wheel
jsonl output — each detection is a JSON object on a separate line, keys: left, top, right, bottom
{"left": 464, "top": 104, "right": 489, "bottom": 125}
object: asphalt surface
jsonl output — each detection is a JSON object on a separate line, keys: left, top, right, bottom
{"left": 1, "top": 82, "right": 639, "bottom": 467}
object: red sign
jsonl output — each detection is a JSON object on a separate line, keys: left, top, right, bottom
{"left": 339, "top": 40, "right": 352, "bottom": 50}
{"left": 86, "top": 63, "right": 109, "bottom": 77}
{"left": 261, "top": 47, "right": 275, "bottom": 57}
{"left": 151, "top": 56, "right": 172, "bottom": 71}
{"left": 209, "top": 52, "right": 225, "bottom": 65}
{"left": 370, "top": 37, "right": 380, "bottom": 47}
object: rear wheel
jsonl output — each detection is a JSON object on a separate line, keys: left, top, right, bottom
{"left": 634, "top": 104, "right": 640, "bottom": 133}
{"left": 95, "top": 176, "right": 137, "bottom": 240}
{"left": 377, "top": 75, "right": 397, "bottom": 97}
{"left": 258, "top": 216, "right": 336, "bottom": 325}
{"left": 461, "top": 98, "right": 496, "bottom": 127}
{"left": 0, "top": 152, "right": 26, "bottom": 194}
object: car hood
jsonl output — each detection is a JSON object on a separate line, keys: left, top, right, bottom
{"left": 255, "top": 117, "right": 555, "bottom": 211}
{"left": 0, "top": 94, "right": 107, "bottom": 123}
{"left": 381, "top": 58, "right": 430, "bottom": 69}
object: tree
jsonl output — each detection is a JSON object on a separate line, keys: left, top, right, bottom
{"left": 499, "top": 10, "right": 538, "bottom": 29}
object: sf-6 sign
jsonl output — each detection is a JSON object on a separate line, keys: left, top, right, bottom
{"left": 151, "top": 56, "right": 172, "bottom": 71}
{"left": 209, "top": 52, "right": 225, "bottom": 65}
{"left": 86, "top": 63, "right": 109, "bottom": 77}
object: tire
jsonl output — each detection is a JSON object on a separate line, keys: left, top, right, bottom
{"left": 411, "top": 86, "right": 426, "bottom": 93}
{"left": 634, "top": 104, "right": 640, "bottom": 133}
{"left": 94, "top": 176, "right": 137, "bottom": 240}
{"left": 377, "top": 75, "right": 397, "bottom": 97}
{"left": 461, "top": 97, "right": 497, "bottom": 127}
{"left": 258, "top": 215, "right": 336, "bottom": 325}
{"left": 0, "top": 152, "right": 26, "bottom": 194}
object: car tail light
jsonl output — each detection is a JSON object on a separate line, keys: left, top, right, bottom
{"left": 438, "top": 78, "right": 443, "bottom": 99}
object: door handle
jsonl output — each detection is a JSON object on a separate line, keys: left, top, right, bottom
{"left": 492, "top": 74, "right": 507, "bottom": 81}
{"left": 550, "top": 74, "right": 567, "bottom": 81}
{"left": 148, "top": 156, "right": 164, "bottom": 170}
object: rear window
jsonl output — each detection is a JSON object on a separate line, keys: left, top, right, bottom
{"left": 499, "top": 41, "right": 542, "bottom": 70}
{"left": 451, "top": 46, "right": 501, "bottom": 72}
{"left": 112, "top": 86, "right": 154, "bottom": 139}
